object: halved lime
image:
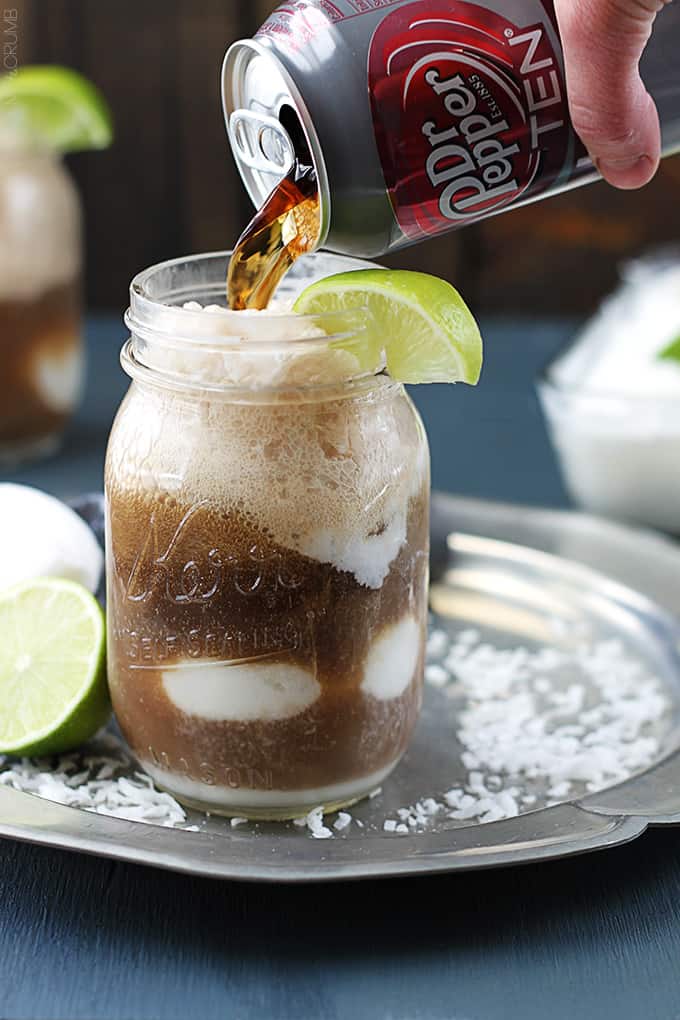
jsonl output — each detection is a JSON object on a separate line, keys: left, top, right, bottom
{"left": 0, "top": 66, "right": 113, "bottom": 153}
{"left": 0, "top": 578, "right": 109, "bottom": 757}
{"left": 293, "top": 269, "right": 483, "bottom": 384}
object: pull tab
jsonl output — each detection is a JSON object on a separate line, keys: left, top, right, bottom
{"left": 228, "top": 110, "right": 295, "bottom": 176}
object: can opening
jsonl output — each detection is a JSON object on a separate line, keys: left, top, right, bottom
{"left": 222, "top": 38, "right": 330, "bottom": 248}
{"left": 278, "top": 103, "right": 313, "bottom": 166}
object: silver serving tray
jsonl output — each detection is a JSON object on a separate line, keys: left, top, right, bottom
{"left": 2, "top": 492, "right": 680, "bottom": 883}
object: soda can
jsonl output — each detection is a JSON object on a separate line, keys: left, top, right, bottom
{"left": 222, "top": 0, "right": 680, "bottom": 257}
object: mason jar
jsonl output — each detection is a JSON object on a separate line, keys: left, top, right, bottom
{"left": 0, "top": 147, "right": 83, "bottom": 463}
{"left": 105, "top": 251, "right": 430, "bottom": 819}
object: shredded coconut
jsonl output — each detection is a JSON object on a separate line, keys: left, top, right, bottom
{"left": 426, "top": 629, "right": 449, "bottom": 659}
{"left": 303, "top": 805, "right": 333, "bottom": 839}
{"left": 379, "top": 628, "right": 669, "bottom": 834}
{"left": 425, "top": 664, "right": 449, "bottom": 688}
{"left": 0, "top": 747, "right": 195, "bottom": 829}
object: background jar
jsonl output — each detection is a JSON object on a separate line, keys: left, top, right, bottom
{"left": 105, "top": 251, "right": 430, "bottom": 819}
{"left": 0, "top": 146, "right": 83, "bottom": 463}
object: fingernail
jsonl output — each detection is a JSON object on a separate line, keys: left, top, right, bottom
{"left": 594, "top": 154, "right": 656, "bottom": 188}
{"left": 594, "top": 153, "right": 651, "bottom": 171}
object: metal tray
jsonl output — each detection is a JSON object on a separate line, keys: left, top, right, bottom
{"left": 3, "top": 492, "right": 680, "bottom": 883}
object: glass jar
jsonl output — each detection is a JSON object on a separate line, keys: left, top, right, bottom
{"left": 0, "top": 147, "right": 83, "bottom": 463}
{"left": 105, "top": 252, "right": 430, "bottom": 819}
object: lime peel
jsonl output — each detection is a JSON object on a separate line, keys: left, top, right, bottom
{"left": 293, "top": 268, "right": 482, "bottom": 385}
{"left": 0, "top": 65, "right": 113, "bottom": 153}
{"left": 658, "top": 334, "right": 680, "bottom": 363}
{"left": 0, "top": 577, "right": 109, "bottom": 757}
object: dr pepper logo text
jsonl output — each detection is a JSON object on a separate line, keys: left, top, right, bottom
{"left": 368, "top": 0, "right": 576, "bottom": 238}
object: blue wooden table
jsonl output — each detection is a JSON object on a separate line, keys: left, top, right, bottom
{"left": 3, "top": 316, "right": 679, "bottom": 1020}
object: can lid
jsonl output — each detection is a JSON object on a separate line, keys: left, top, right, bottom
{"left": 221, "top": 39, "right": 329, "bottom": 248}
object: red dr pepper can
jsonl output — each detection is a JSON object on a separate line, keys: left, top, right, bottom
{"left": 222, "top": 0, "right": 680, "bottom": 257}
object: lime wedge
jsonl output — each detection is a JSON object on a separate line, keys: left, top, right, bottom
{"left": 0, "top": 66, "right": 113, "bottom": 153}
{"left": 659, "top": 334, "right": 680, "bottom": 363}
{"left": 293, "top": 269, "right": 482, "bottom": 384}
{"left": 0, "top": 578, "right": 109, "bottom": 757}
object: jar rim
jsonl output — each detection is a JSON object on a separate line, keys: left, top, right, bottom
{"left": 120, "top": 337, "right": 398, "bottom": 404}
{"left": 126, "top": 250, "right": 373, "bottom": 348}
{"left": 123, "top": 251, "right": 387, "bottom": 395}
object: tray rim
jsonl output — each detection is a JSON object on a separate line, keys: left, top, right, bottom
{"left": 0, "top": 784, "right": 652, "bottom": 883}
{"left": 2, "top": 491, "right": 680, "bottom": 883}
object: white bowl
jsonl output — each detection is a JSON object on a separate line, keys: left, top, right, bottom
{"left": 538, "top": 376, "right": 680, "bottom": 533}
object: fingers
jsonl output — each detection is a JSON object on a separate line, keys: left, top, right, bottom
{"left": 554, "top": 0, "right": 665, "bottom": 189}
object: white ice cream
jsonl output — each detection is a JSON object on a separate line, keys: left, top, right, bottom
{"left": 140, "top": 300, "right": 367, "bottom": 391}
{"left": 303, "top": 510, "right": 408, "bottom": 590}
{"left": 0, "top": 151, "right": 81, "bottom": 299}
{"left": 33, "top": 342, "right": 83, "bottom": 413}
{"left": 141, "top": 760, "right": 396, "bottom": 813}
{"left": 0, "top": 484, "right": 103, "bottom": 592}
{"left": 361, "top": 616, "right": 421, "bottom": 701}
{"left": 162, "top": 659, "right": 321, "bottom": 722}
{"left": 543, "top": 254, "right": 680, "bottom": 531}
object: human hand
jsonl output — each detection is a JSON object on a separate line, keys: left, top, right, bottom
{"left": 554, "top": 0, "right": 669, "bottom": 188}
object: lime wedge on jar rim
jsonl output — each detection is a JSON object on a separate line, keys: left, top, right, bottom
{"left": 0, "top": 577, "right": 109, "bottom": 757}
{"left": 293, "top": 269, "right": 483, "bottom": 384}
{"left": 0, "top": 66, "right": 113, "bottom": 152}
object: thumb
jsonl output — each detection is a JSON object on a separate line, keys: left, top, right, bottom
{"left": 555, "top": 0, "right": 664, "bottom": 189}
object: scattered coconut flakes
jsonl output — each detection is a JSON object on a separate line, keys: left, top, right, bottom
{"left": 452, "top": 636, "right": 666, "bottom": 795}
{"left": 304, "top": 805, "right": 333, "bottom": 839}
{"left": 334, "top": 811, "right": 352, "bottom": 832}
{"left": 378, "top": 626, "right": 671, "bottom": 834}
{"left": 425, "top": 664, "right": 449, "bottom": 688}
{"left": 0, "top": 750, "right": 193, "bottom": 829}
{"left": 382, "top": 796, "right": 447, "bottom": 833}
{"left": 547, "top": 781, "right": 572, "bottom": 800}
{"left": 230, "top": 817, "right": 248, "bottom": 828}
{"left": 368, "top": 786, "right": 383, "bottom": 799}
{"left": 421, "top": 797, "right": 440, "bottom": 815}
{"left": 426, "top": 629, "right": 449, "bottom": 659}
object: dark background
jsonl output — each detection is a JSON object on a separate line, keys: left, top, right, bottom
{"left": 13, "top": 0, "right": 680, "bottom": 314}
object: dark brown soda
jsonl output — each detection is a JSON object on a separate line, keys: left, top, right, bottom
{"left": 0, "top": 279, "right": 80, "bottom": 451}
{"left": 106, "top": 482, "right": 429, "bottom": 804}
{"left": 227, "top": 159, "right": 320, "bottom": 310}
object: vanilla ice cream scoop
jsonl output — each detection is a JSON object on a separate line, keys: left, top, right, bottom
{"left": 0, "top": 483, "right": 103, "bottom": 593}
